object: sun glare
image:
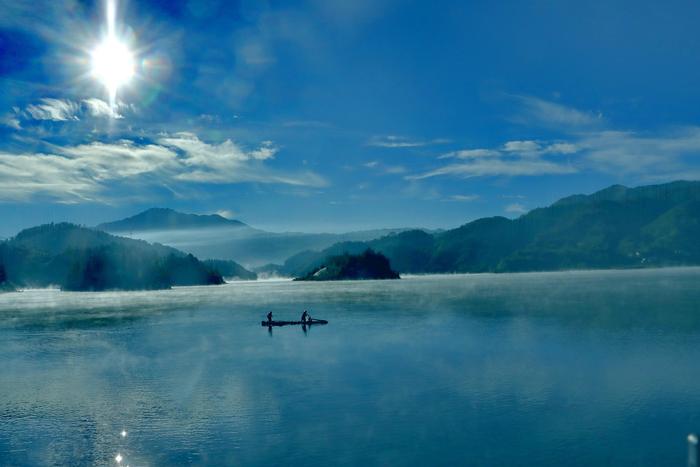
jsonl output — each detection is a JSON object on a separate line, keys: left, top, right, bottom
{"left": 91, "top": 37, "right": 134, "bottom": 95}
{"left": 90, "top": 0, "right": 134, "bottom": 110}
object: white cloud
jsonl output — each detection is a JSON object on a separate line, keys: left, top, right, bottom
{"left": 408, "top": 158, "right": 576, "bottom": 180}
{"left": 503, "top": 140, "right": 541, "bottom": 153}
{"left": 511, "top": 95, "right": 603, "bottom": 130}
{"left": 502, "top": 140, "right": 579, "bottom": 156}
{"left": 198, "top": 114, "right": 221, "bottom": 123}
{"left": 577, "top": 128, "right": 700, "bottom": 178}
{"left": 435, "top": 142, "right": 579, "bottom": 174}
{"left": 0, "top": 151, "right": 99, "bottom": 202}
{"left": 447, "top": 194, "right": 480, "bottom": 202}
{"left": 505, "top": 203, "right": 528, "bottom": 214}
{"left": 59, "top": 141, "right": 179, "bottom": 179}
{"left": 411, "top": 135, "right": 580, "bottom": 180}
{"left": 367, "top": 135, "right": 449, "bottom": 148}
{"left": 0, "top": 134, "right": 326, "bottom": 203}
{"left": 384, "top": 165, "right": 407, "bottom": 174}
{"left": 156, "top": 132, "right": 298, "bottom": 185}
{"left": 16, "top": 98, "right": 135, "bottom": 124}
{"left": 363, "top": 160, "right": 407, "bottom": 175}
{"left": 24, "top": 98, "right": 80, "bottom": 121}
{"left": 502, "top": 96, "right": 700, "bottom": 180}
{"left": 408, "top": 94, "right": 700, "bottom": 182}
{"left": 417, "top": 106, "right": 700, "bottom": 182}
{"left": 82, "top": 98, "right": 114, "bottom": 118}
{"left": 1, "top": 114, "right": 21, "bottom": 129}
{"left": 439, "top": 149, "right": 500, "bottom": 159}
{"left": 81, "top": 98, "right": 132, "bottom": 119}
{"left": 543, "top": 142, "right": 579, "bottom": 154}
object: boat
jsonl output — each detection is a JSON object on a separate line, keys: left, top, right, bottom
{"left": 261, "top": 318, "right": 328, "bottom": 327}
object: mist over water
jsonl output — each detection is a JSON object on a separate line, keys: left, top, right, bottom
{"left": 1, "top": 269, "right": 700, "bottom": 465}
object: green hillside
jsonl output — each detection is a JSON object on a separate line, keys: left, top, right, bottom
{"left": 0, "top": 223, "right": 224, "bottom": 291}
{"left": 274, "top": 181, "right": 700, "bottom": 276}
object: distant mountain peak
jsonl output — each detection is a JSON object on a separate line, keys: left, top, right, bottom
{"left": 97, "top": 208, "right": 248, "bottom": 232}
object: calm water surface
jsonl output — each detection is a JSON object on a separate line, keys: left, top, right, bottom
{"left": 1, "top": 269, "right": 700, "bottom": 466}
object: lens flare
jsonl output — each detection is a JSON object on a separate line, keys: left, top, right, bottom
{"left": 90, "top": 0, "right": 134, "bottom": 112}
{"left": 91, "top": 37, "right": 134, "bottom": 95}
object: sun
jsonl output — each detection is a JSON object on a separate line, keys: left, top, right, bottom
{"left": 91, "top": 36, "right": 134, "bottom": 97}
{"left": 90, "top": 0, "right": 135, "bottom": 110}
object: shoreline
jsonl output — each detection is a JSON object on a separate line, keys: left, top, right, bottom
{"left": 0, "top": 265, "right": 697, "bottom": 296}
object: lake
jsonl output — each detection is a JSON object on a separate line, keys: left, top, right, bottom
{"left": 1, "top": 268, "right": 700, "bottom": 466}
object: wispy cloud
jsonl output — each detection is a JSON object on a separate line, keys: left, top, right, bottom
{"left": 411, "top": 95, "right": 700, "bottom": 182}
{"left": 502, "top": 140, "right": 580, "bottom": 157}
{"left": 502, "top": 140, "right": 541, "bottom": 153}
{"left": 0, "top": 151, "right": 100, "bottom": 202}
{"left": 408, "top": 158, "right": 575, "bottom": 180}
{"left": 446, "top": 194, "right": 480, "bottom": 202}
{"left": 82, "top": 98, "right": 133, "bottom": 119}
{"left": 16, "top": 98, "right": 134, "bottom": 123}
{"left": 363, "top": 160, "right": 407, "bottom": 175}
{"left": 156, "top": 132, "right": 310, "bottom": 185}
{"left": 505, "top": 96, "right": 700, "bottom": 181}
{"left": 409, "top": 136, "right": 578, "bottom": 180}
{"left": 0, "top": 113, "right": 21, "bottom": 130}
{"left": 384, "top": 165, "right": 407, "bottom": 174}
{"left": 24, "top": 98, "right": 80, "bottom": 121}
{"left": 438, "top": 149, "right": 500, "bottom": 159}
{"left": 509, "top": 94, "right": 604, "bottom": 130}
{"left": 578, "top": 128, "right": 700, "bottom": 178}
{"left": 0, "top": 133, "right": 326, "bottom": 203}
{"left": 367, "top": 135, "right": 450, "bottom": 148}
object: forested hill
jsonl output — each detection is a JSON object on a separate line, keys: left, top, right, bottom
{"left": 0, "top": 223, "right": 225, "bottom": 291}
{"left": 271, "top": 180, "right": 700, "bottom": 276}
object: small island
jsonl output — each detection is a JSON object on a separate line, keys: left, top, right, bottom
{"left": 294, "top": 249, "right": 400, "bottom": 281}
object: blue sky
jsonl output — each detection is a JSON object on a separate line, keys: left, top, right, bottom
{"left": 1, "top": 0, "right": 700, "bottom": 236}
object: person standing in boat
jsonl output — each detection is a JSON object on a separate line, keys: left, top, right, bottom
{"left": 267, "top": 311, "right": 273, "bottom": 323}
{"left": 301, "top": 310, "right": 310, "bottom": 323}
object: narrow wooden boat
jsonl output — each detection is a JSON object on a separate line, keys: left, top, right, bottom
{"left": 261, "top": 318, "right": 328, "bottom": 327}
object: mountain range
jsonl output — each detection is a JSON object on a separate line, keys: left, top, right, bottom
{"left": 265, "top": 180, "right": 700, "bottom": 276}
{"left": 96, "top": 209, "right": 414, "bottom": 267}
{"left": 3, "top": 180, "right": 699, "bottom": 290}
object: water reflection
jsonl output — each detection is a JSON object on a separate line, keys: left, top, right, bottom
{"left": 1, "top": 269, "right": 700, "bottom": 465}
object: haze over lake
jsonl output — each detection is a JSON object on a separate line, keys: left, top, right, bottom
{"left": 2, "top": 269, "right": 699, "bottom": 466}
